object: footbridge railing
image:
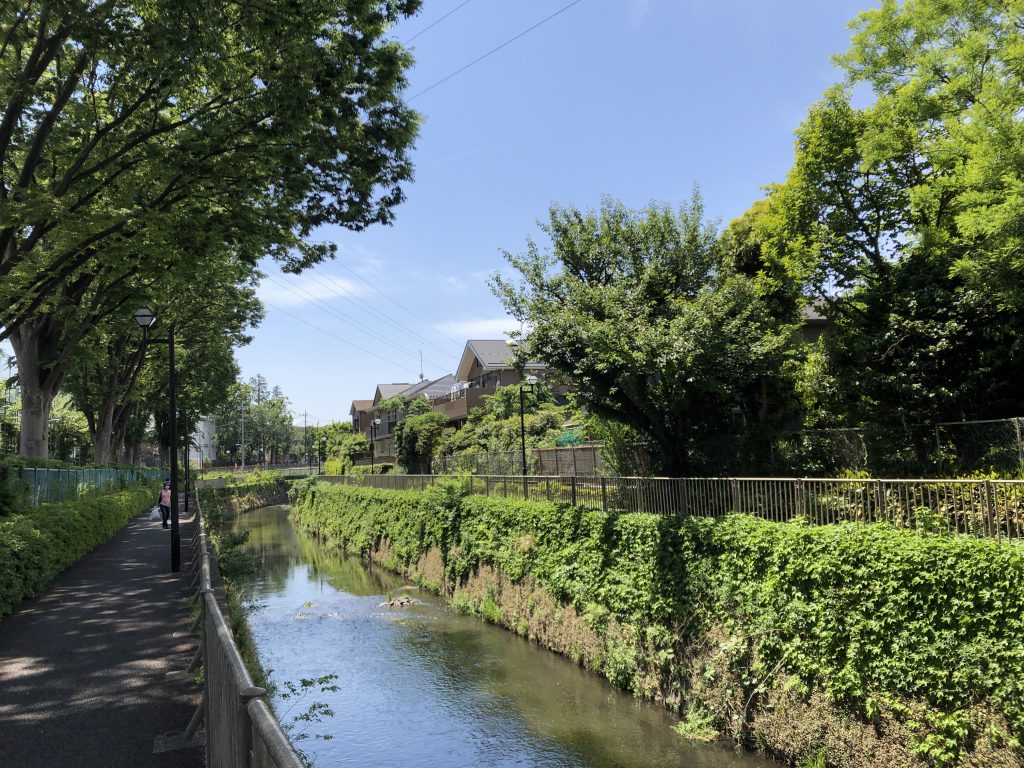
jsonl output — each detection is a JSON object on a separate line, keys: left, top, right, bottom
{"left": 180, "top": 493, "right": 304, "bottom": 768}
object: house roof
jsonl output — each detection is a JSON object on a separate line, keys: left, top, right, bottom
{"left": 455, "top": 340, "right": 545, "bottom": 381}
{"left": 373, "top": 383, "right": 411, "bottom": 405}
{"left": 349, "top": 399, "right": 373, "bottom": 415}
{"left": 800, "top": 304, "right": 828, "bottom": 324}
{"left": 401, "top": 374, "right": 457, "bottom": 401}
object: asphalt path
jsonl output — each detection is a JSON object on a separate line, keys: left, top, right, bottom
{"left": 0, "top": 502, "right": 204, "bottom": 768}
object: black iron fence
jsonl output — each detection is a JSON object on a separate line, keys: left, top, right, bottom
{"left": 320, "top": 473, "right": 1024, "bottom": 544}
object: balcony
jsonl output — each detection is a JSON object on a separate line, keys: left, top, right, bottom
{"left": 430, "top": 386, "right": 495, "bottom": 423}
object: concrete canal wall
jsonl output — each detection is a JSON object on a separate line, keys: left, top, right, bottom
{"left": 282, "top": 476, "right": 1024, "bottom": 768}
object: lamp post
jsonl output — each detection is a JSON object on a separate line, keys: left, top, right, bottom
{"left": 519, "top": 375, "right": 539, "bottom": 492}
{"left": 370, "top": 417, "right": 381, "bottom": 473}
{"left": 133, "top": 307, "right": 182, "bottom": 573}
{"left": 318, "top": 435, "right": 327, "bottom": 474}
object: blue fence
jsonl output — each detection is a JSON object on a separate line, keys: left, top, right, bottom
{"left": 6, "top": 466, "right": 165, "bottom": 506}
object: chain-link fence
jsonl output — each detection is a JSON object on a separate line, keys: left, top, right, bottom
{"left": 433, "top": 445, "right": 606, "bottom": 477}
{"left": 430, "top": 417, "right": 1024, "bottom": 479}
{"left": 3, "top": 466, "right": 164, "bottom": 506}
{"left": 936, "top": 418, "right": 1024, "bottom": 477}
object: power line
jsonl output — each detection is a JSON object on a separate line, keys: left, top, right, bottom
{"left": 262, "top": 300, "right": 421, "bottom": 375}
{"left": 404, "top": 0, "right": 477, "bottom": 45}
{"left": 408, "top": 0, "right": 588, "bottom": 102}
{"left": 262, "top": 274, "right": 452, "bottom": 373}
{"left": 309, "top": 269, "right": 455, "bottom": 359}
{"left": 329, "top": 257, "right": 465, "bottom": 345}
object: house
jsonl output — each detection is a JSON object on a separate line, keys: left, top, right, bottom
{"left": 360, "top": 376, "right": 456, "bottom": 460}
{"left": 430, "top": 340, "right": 561, "bottom": 427}
{"left": 365, "top": 383, "right": 410, "bottom": 458}
{"left": 349, "top": 399, "right": 373, "bottom": 435}
{"left": 799, "top": 304, "right": 829, "bottom": 344}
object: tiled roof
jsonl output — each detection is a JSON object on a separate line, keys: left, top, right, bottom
{"left": 460, "top": 342, "right": 548, "bottom": 380}
{"left": 375, "top": 383, "right": 411, "bottom": 403}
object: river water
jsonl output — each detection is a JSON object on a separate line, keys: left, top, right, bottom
{"left": 231, "top": 506, "right": 776, "bottom": 768}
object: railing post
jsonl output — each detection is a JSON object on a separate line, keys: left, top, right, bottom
{"left": 796, "top": 479, "right": 805, "bottom": 518}
{"left": 601, "top": 477, "right": 608, "bottom": 513}
{"left": 985, "top": 479, "right": 997, "bottom": 542}
{"left": 729, "top": 477, "right": 740, "bottom": 513}
{"left": 235, "top": 685, "right": 267, "bottom": 768}
{"left": 546, "top": 477, "right": 552, "bottom": 502}
{"left": 874, "top": 480, "right": 884, "bottom": 524}
{"left": 570, "top": 476, "right": 577, "bottom": 507}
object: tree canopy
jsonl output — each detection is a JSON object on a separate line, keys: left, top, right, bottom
{"left": 758, "top": 0, "right": 1024, "bottom": 464}
{"left": 0, "top": 0, "right": 422, "bottom": 456}
{"left": 494, "top": 193, "right": 800, "bottom": 475}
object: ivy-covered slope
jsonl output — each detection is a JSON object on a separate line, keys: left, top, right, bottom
{"left": 289, "top": 478, "right": 1024, "bottom": 768}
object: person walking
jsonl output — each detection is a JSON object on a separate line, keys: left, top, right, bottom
{"left": 157, "top": 480, "right": 172, "bottom": 529}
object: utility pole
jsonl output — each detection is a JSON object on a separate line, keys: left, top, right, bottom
{"left": 304, "top": 411, "right": 309, "bottom": 471}
{"left": 240, "top": 406, "right": 246, "bottom": 472}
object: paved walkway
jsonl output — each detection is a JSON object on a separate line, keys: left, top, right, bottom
{"left": 0, "top": 502, "right": 204, "bottom": 768}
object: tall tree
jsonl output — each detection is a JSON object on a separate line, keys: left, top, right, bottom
{"left": 63, "top": 254, "right": 262, "bottom": 463}
{"left": 494, "top": 194, "right": 799, "bottom": 475}
{"left": 760, "top": 1, "right": 1024, "bottom": 453}
{"left": 0, "top": 0, "right": 421, "bottom": 456}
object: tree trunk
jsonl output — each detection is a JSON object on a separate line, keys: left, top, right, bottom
{"left": 91, "top": 403, "right": 116, "bottom": 464}
{"left": 11, "top": 321, "right": 64, "bottom": 459}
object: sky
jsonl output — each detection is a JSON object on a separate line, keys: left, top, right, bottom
{"left": 240, "top": 0, "right": 879, "bottom": 426}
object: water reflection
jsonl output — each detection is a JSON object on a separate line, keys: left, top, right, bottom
{"left": 231, "top": 506, "right": 775, "bottom": 768}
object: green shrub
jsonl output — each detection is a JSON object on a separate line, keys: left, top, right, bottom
{"left": 348, "top": 463, "right": 394, "bottom": 476}
{"left": 291, "top": 483, "right": 1024, "bottom": 765}
{"left": 0, "top": 484, "right": 156, "bottom": 615}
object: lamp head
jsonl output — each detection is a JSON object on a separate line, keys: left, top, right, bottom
{"left": 525, "top": 375, "right": 539, "bottom": 386}
{"left": 372, "top": 417, "right": 382, "bottom": 426}
{"left": 133, "top": 307, "right": 157, "bottom": 329}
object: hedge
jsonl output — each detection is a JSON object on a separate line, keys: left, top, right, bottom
{"left": 0, "top": 484, "right": 156, "bottom": 615}
{"left": 288, "top": 477, "right": 1024, "bottom": 768}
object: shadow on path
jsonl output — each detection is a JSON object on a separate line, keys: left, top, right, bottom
{"left": 0, "top": 505, "right": 203, "bottom": 768}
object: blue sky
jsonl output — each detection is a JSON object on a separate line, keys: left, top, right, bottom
{"left": 241, "top": 0, "right": 878, "bottom": 425}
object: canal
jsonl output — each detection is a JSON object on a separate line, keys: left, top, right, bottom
{"left": 231, "top": 506, "right": 777, "bottom": 768}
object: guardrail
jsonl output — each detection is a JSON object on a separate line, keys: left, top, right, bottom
{"left": 321, "top": 473, "right": 1024, "bottom": 543}
{"left": 184, "top": 491, "right": 305, "bottom": 768}
{"left": 5, "top": 466, "right": 164, "bottom": 505}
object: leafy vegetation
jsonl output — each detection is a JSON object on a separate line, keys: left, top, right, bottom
{"left": 315, "top": 421, "right": 370, "bottom": 475}
{"left": 434, "top": 383, "right": 575, "bottom": 470}
{"left": 0, "top": 483, "right": 155, "bottom": 615}
{"left": 291, "top": 479, "right": 1024, "bottom": 767}
{"left": 493, "top": 192, "right": 801, "bottom": 476}
{"left": 0, "top": 1, "right": 421, "bottom": 458}
{"left": 213, "top": 376, "right": 296, "bottom": 466}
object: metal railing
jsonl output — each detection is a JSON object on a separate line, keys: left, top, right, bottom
{"left": 320, "top": 473, "right": 1024, "bottom": 543}
{"left": 5, "top": 466, "right": 164, "bottom": 505}
{"left": 184, "top": 493, "right": 305, "bottom": 768}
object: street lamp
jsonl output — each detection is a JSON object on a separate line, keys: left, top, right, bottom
{"left": 133, "top": 306, "right": 182, "bottom": 573}
{"left": 370, "top": 417, "right": 382, "bottom": 473}
{"left": 318, "top": 435, "right": 327, "bottom": 474}
{"left": 519, "top": 375, "right": 539, "bottom": 492}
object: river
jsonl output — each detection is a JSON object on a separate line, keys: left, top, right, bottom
{"left": 230, "top": 506, "right": 777, "bottom": 768}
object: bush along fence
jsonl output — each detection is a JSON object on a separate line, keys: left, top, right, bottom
{"left": 2, "top": 465, "right": 164, "bottom": 506}
{"left": 0, "top": 484, "right": 156, "bottom": 615}
{"left": 319, "top": 473, "right": 1024, "bottom": 544}
{"left": 289, "top": 478, "right": 1024, "bottom": 768}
